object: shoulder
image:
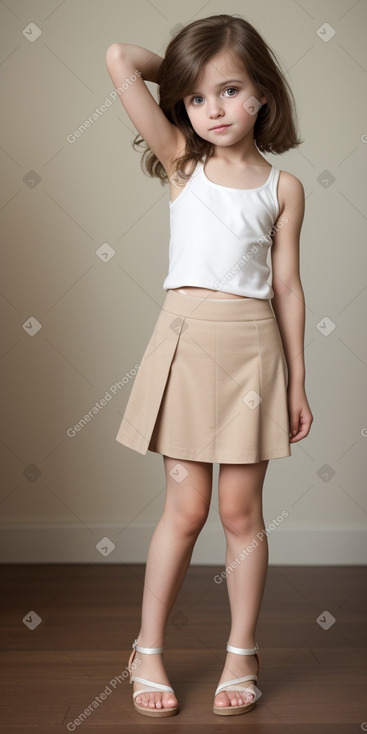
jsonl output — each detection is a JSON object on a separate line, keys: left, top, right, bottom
{"left": 276, "top": 169, "right": 305, "bottom": 215}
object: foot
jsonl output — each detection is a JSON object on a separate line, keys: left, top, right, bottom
{"left": 130, "top": 648, "right": 178, "bottom": 712}
{"left": 214, "top": 650, "right": 258, "bottom": 709}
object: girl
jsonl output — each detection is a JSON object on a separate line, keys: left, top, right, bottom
{"left": 106, "top": 13, "right": 313, "bottom": 719}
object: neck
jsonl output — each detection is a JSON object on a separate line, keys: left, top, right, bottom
{"left": 212, "top": 134, "right": 263, "bottom": 165}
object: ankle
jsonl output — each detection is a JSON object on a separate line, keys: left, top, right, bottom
{"left": 227, "top": 637, "right": 257, "bottom": 650}
{"left": 135, "top": 634, "right": 165, "bottom": 649}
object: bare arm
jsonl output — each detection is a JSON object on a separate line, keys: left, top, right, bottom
{"left": 105, "top": 43, "right": 185, "bottom": 170}
{"left": 106, "top": 43, "right": 162, "bottom": 83}
{"left": 271, "top": 172, "right": 313, "bottom": 442}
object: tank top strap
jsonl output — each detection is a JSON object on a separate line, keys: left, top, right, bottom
{"left": 268, "top": 165, "right": 280, "bottom": 218}
{"left": 180, "top": 158, "right": 203, "bottom": 187}
{"left": 169, "top": 158, "right": 202, "bottom": 202}
{"left": 191, "top": 158, "right": 204, "bottom": 177}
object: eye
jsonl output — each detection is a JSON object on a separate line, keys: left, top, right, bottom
{"left": 190, "top": 95, "right": 204, "bottom": 105}
{"left": 224, "top": 87, "right": 238, "bottom": 97}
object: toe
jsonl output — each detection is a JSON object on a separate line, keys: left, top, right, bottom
{"left": 215, "top": 689, "right": 255, "bottom": 708}
{"left": 230, "top": 693, "right": 242, "bottom": 707}
{"left": 234, "top": 690, "right": 254, "bottom": 706}
{"left": 214, "top": 692, "right": 231, "bottom": 707}
{"left": 244, "top": 686, "right": 256, "bottom": 703}
{"left": 135, "top": 689, "right": 177, "bottom": 710}
{"left": 240, "top": 692, "right": 252, "bottom": 705}
{"left": 162, "top": 692, "right": 177, "bottom": 709}
{"left": 148, "top": 693, "right": 157, "bottom": 708}
{"left": 135, "top": 692, "right": 148, "bottom": 706}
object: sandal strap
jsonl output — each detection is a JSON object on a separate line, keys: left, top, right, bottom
{"left": 132, "top": 638, "right": 164, "bottom": 654}
{"left": 226, "top": 642, "right": 258, "bottom": 655}
{"left": 131, "top": 677, "right": 174, "bottom": 697}
{"left": 215, "top": 675, "right": 257, "bottom": 696}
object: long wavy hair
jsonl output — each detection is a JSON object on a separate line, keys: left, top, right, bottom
{"left": 133, "top": 14, "right": 302, "bottom": 184}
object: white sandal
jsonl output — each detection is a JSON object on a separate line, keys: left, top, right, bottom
{"left": 213, "top": 642, "right": 261, "bottom": 716}
{"left": 128, "top": 639, "right": 179, "bottom": 717}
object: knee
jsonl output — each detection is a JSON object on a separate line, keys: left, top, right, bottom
{"left": 170, "top": 504, "right": 209, "bottom": 536}
{"left": 219, "top": 503, "right": 259, "bottom": 536}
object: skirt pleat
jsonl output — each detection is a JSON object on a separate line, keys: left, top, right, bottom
{"left": 115, "top": 290, "right": 291, "bottom": 463}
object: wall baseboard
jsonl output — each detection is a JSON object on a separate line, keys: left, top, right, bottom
{"left": 0, "top": 524, "right": 365, "bottom": 564}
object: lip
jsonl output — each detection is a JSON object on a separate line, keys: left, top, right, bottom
{"left": 209, "top": 124, "right": 231, "bottom": 132}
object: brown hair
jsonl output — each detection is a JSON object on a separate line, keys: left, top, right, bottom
{"left": 134, "top": 14, "right": 303, "bottom": 183}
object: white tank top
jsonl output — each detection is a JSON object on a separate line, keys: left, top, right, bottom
{"left": 162, "top": 158, "right": 281, "bottom": 299}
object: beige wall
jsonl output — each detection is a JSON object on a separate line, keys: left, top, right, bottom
{"left": 1, "top": 0, "right": 366, "bottom": 563}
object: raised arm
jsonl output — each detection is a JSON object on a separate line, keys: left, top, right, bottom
{"left": 105, "top": 43, "right": 185, "bottom": 172}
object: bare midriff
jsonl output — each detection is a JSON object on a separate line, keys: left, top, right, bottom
{"left": 172, "top": 286, "right": 249, "bottom": 300}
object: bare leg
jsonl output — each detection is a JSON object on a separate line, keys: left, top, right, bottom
{"left": 214, "top": 460, "right": 269, "bottom": 709}
{"left": 132, "top": 456, "right": 213, "bottom": 711}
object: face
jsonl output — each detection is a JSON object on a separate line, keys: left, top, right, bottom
{"left": 183, "top": 49, "right": 267, "bottom": 147}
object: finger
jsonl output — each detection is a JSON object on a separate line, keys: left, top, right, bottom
{"left": 289, "top": 415, "right": 300, "bottom": 438}
{"left": 290, "top": 420, "right": 312, "bottom": 442}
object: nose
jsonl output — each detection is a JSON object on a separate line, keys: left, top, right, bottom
{"left": 208, "top": 97, "right": 224, "bottom": 118}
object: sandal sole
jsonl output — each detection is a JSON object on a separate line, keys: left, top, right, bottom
{"left": 213, "top": 701, "right": 256, "bottom": 716}
{"left": 133, "top": 702, "right": 179, "bottom": 717}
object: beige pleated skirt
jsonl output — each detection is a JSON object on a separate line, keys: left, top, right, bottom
{"left": 115, "top": 290, "right": 291, "bottom": 464}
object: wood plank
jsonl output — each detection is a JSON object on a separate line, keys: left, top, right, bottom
{"left": 0, "top": 565, "right": 366, "bottom": 730}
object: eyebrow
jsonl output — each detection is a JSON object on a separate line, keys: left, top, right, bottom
{"left": 189, "top": 79, "right": 244, "bottom": 94}
{"left": 215, "top": 79, "right": 244, "bottom": 87}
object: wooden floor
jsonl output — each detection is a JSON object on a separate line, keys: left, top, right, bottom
{"left": 0, "top": 564, "right": 366, "bottom": 733}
